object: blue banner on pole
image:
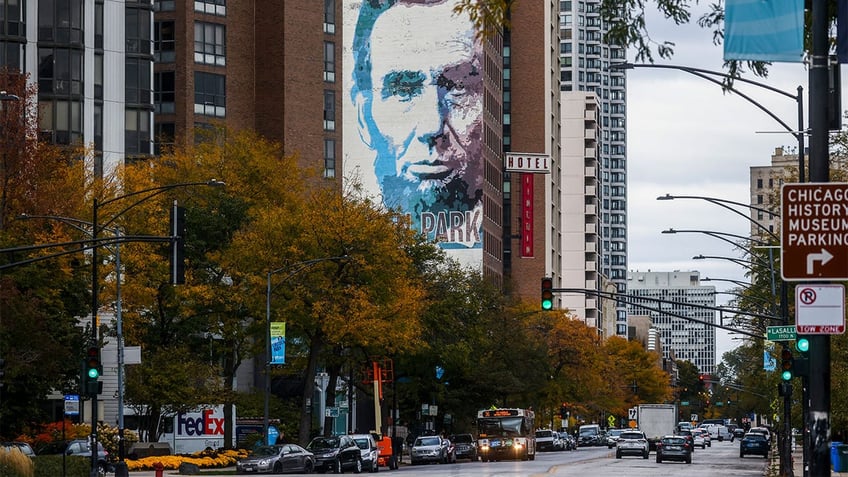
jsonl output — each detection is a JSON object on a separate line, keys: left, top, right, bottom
{"left": 724, "top": 0, "right": 804, "bottom": 63}
{"left": 270, "top": 322, "right": 286, "bottom": 365}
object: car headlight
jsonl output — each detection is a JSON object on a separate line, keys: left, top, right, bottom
{"left": 259, "top": 459, "right": 271, "bottom": 466}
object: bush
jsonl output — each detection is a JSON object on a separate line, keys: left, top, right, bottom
{"left": 34, "top": 455, "right": 90, "bottom": 477}
{"left": 0, "top": 448, "right": 34, "bottom": 477}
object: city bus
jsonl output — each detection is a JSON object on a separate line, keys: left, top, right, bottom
{"left": 476, "top": 408, "right": 536, "bottom": 461}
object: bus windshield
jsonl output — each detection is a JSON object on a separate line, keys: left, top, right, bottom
{"left": 478, "top": 417, "right": 523, "bottom": 437}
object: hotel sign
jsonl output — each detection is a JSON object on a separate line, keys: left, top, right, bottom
{"left": 504, "top": 153, "right": 551, "bottom": 173}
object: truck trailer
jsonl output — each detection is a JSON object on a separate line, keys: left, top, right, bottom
{"left": 636, "top": 404, "right": 677, "bottom": 451}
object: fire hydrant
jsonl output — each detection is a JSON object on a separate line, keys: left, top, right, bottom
{"left": 153, "top": 462, "right": 165, "bottom": 477}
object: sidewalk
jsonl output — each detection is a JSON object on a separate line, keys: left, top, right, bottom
{"left": 789, "top": 448, "right": 848, "bottom": 476}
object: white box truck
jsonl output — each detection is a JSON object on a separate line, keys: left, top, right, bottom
{"left": 637, "top": 404, "right": 677, "bottom": 451}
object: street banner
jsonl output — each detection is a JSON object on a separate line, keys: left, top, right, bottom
{"left": 270, "top": 322, "right": 286, "bottom": 365}
{"left": 724, "top": 0, "right": 804, "bottom": 63}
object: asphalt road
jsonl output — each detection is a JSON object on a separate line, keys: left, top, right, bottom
{"left": 123, "top": 438, "right": 769, "bottom": 476}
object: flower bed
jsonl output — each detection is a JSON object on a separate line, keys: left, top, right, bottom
{"left": 124, "top": 449, "right": 248, "bottom": 471}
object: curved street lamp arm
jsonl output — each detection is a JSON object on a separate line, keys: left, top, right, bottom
{"left": 98, "top": 180, "right": 224, "bottom": 231}
{"left": 658, "top": 194, "right": 779, "bottom": 241}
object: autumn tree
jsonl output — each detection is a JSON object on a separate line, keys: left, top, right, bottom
{"left": 0, "top": 68, "right": 92, "bottom": 438}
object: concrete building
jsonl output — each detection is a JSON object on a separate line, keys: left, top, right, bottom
{"left": 559, "top": 91, "right": 604, "bottom": 330}
{"left": 749, "top": 146, "right": 795, "bottom": 239}
{"left": 559, "top": 0, "right": 629, "bottom": 335}
{"left": 627, "top": 270, "right": 717, "bottom": 375}
{"left": 0, "top": 0, "right": 154, "bottom": 175}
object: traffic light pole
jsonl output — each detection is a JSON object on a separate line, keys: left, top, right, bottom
{"left": 89, "top": 199, "right": 100, "bottom": 477}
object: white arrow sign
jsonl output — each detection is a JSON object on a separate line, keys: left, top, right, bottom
{"left": 807, "top": 248, "right": 834, "bottom": 274}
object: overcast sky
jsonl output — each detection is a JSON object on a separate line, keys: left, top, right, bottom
{"left": 624, "top": 5, "right": 819, "bottom": 364}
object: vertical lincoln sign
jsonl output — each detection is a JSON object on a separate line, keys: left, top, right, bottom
{"left": 505, "top": 153, "right": 551, "bottom": 258}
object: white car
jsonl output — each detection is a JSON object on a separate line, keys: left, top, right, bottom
{"left": 616, "top": 430, "right": 649, "bottom": 459}
{"left": 350, "top": 434, "right": 379, "bottom": 472}
{"left": 690, "top": 429, "right": 706, "bottom": 449}
{"left": 692, "top": 428, "right": 711, "bottom": 448}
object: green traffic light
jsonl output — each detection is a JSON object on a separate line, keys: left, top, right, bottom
{"left": 87, "top": 368, "right": 99, "bottom": 379}
{"left": 781, "top": 370, "right": 792, "bottom": 381}
{"left": 796, "top": 338, "right": 810, "bottom": 353}
{"left": 542, "top": 299, "right": 553, "bottom": 310}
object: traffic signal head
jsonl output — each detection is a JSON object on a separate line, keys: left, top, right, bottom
{"left": 796, "top": 337, "right": 810, "bottom": 354}
{"left": 780, "top": 348, "right": 793, "bottom": 381}
{"left": 85, "top": 347, "right": 101, "bottom": 380}
{"left": 541, "top": 277, "right": 553, "bottom": 310}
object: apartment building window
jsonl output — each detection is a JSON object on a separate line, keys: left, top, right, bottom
{"left": 38, "top": 99, "right": 82, "bottom": 145}
{"left": 126, "top": 7, "right": 152, "bottom": 54}
{"left": 154, "top": 71, "right": 175, "bottom": 113}
{"left": 38, "top": 0, "right": 83, "bottom": 44}
{"left": 324, "top": 138, "right": 336, "bottom": 178}
{"left": 154, "top": 122, "right": 175, "bottom": 155}
{"left": 94, "top": 2, "right": 103, "bottom": 49}
{"left": 194, "top": 71, "right": 225, "bottom": 117}
{"left": 94, "top": 53, "right": 103, "bottom": 99}
{"left": 125, "top": 57, "right": 152, "bottom": 105}
{"left": 38, "top": 48, "right": 83, "bottom": 95}
{"left": 323, "top": 90, "right": 335, "bottom": 131}
{"left": 324, "top": 0, "right": 335, "bottom": 34}
{"left": 154, "top": 0, "right": 175, "bottom": 11}
{"left": 125, "top": 108, "right": 151, "bottom": 155}
{"left": 757, "top": 194, "right": 764, "bottom": 204}
{"left": 155, "top": 21, "right": 176, "bottom": 63}
{"left": 195, "top": 0, "right": 225, "bottom": 16}
{"left": 195, "top": 22, "right": 226, "bottom": 66}
{"left": 1, "top": 0, "right": 24, "bottom": 37}
{"left": 324, "top": 42, "right": 335, "bottom": 82}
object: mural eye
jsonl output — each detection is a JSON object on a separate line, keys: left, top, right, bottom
{"left": 382, "top": 70, "right": 426, "bottom": 101}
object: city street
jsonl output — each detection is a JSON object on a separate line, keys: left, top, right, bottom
{"left": 133, "top": 438, "right": 768, "bottom": 477}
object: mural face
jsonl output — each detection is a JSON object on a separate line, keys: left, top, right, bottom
{"left": 344, "top": 0, "right": 484, "bottom": 267}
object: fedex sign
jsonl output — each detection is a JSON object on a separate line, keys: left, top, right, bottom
{"left": 177, "top": 408, "right": 225, "bottom": 436}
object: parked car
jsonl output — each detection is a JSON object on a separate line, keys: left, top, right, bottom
{"left": 656, "top": 435, "right": 692, "bottom": 464}
{"left": 1, "top": 442, "right": 35, "bottom": 458}
{"left": 410, "top": 435, "right": 449, "bottom": 465}
{"left": 606, "top": 429, "right": 625, "bottom": 448}
{"left": 38, "top": 439, "right": 109, "bottom": 475}
{"left": 350, "top": 434, "right": 380, "bottom": 472}
{"left": 449, "top": 433, "right": 478, "bottom": 461}
{"left": 306, "top": 435, "right": 362, "bottom": 473}
{"left": 747, "top": 427, "right": 772, "bottom": 443}
{"left": 740, "top": 432, "right": 770, "bottom": 458}
{"left": 235, "top": 444, "right": 315, "bottom": 474}
{"left": 615, "top": 430, "right": 649, "bottom": 459}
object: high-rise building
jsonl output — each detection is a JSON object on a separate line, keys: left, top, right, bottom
{"left": 0, "top": 0, "right": 154, "bottom": 175}
{"left": 749, "top": 146, "right": 794, "bottom": 239}
{"left": 626, "top": 270, "right": 717, "bottom": 375}
{"left": 559, "top": 0, "right": 629, "bottom": 335}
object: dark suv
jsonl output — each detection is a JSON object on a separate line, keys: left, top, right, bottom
{"left": 656, "top": 435, "right": 692, "bottom": 464}
{"left": 306, "top": 435, "right": 362, "bottom": 473}
{"left": 448, "top": 434, "right": 478, "bottom": 461}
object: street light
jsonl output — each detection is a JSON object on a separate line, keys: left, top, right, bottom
{"left": 263, "top": 255, "right": 349, "bottom": 445}
{"left": 701, "top": 276, "right": 753, "bottom": 288}
{"left": 613, "top": 62, "right": 806, "bottom": 182}
{"left": 657, "top": 195, "right": 779, "bottom": 242}
{"left": 692, "top": 254, "right": 760, "bottom": 270}
{"left": 661, "top": 227, "right": 769, "bottom": 248}
{"left": 88, "top": 179, "right": 224, "bottom": 477}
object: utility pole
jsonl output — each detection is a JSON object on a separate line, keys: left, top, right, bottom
{"left": 807, "top": 1, "right": 831, "bottom": 475}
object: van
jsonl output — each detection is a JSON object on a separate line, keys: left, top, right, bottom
{"left": 700, "top": 423, "right": 732, "bottom": 441}
{"left": 577, "top": 424, "right": 602, "bottom": 447}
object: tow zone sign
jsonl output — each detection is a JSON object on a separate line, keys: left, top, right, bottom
{"left": 781, "top": 183, "right": 848, "bottom": 280}
{"left": 795, "top": 284, "right": 845, "bottom": 334}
